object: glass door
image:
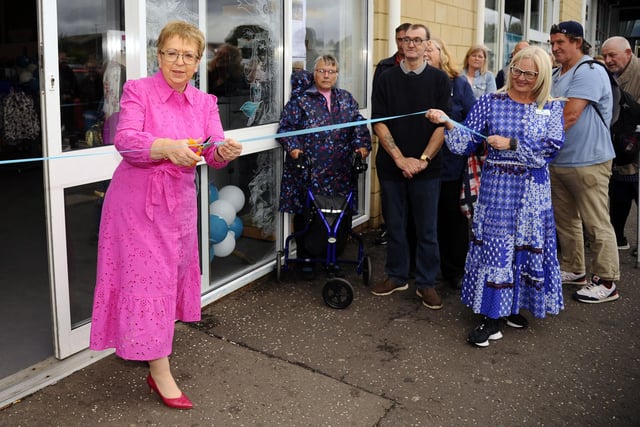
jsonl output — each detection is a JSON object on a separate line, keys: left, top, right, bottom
{"left": 40, "top": 0, "right": 126, "bottom": 358}
{"left": 0, "top": 1, "right": 53, "bottom": 379}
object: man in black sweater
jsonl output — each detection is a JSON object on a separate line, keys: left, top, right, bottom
{"left": 371, "top": 24, "right": 451, "bottom": 310}
{"left": 373, "top": 22, "right": 411, "bottom": 246}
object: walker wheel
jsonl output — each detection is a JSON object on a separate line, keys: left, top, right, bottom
{"left": 276, "top": 250, "right": 283, "bottom": 282}
{"left": 322, "top": 278, "right": 354, "bottom": 309}
{"left": 362, "top": 255, "right": 372, "bottom": 287}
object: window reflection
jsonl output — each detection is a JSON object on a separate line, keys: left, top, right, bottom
{"left": 484, "top": 0, "right": 499, "bottom": 72}
{"left": 66, "top": 180, "right": 110, "bottom": 327}
{"left": 205, "top": 0, "right": 283, "bottom": 130}
{"left": 207, "top": 151, "right": 280, "bottom": 287}
{"left": 57, "top": 0, "right": 125, "bottom": 151}
{"left": 295, "top": 0, "right": 368, "bottom": 108}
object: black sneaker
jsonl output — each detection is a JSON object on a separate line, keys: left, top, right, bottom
{"left": 504, "top": 313, "right": 528, "bottom": 329}
{"left": 467, "top": 317, "right": 503, "bottom": 347}
{"left": 617, "top": 237, "right": 630, "bottom": 250}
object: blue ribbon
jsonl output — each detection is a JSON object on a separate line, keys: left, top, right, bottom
{"left": 0, "top": 110, "right": 431, "bottom": 166}
{"left": 440, "top": 116, "right": 488, "bottom": 140}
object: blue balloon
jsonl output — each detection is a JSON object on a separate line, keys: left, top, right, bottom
{"left": 209, "top": 214, "right": 228, "bottom": 243}
{"left": 209, "top": 183, "right": 219, "bottom": 202}
{"left": 229, "top": 216, "right": 243, "bottom": 239}
{"left": 209, "top": 243, "right": 215, "bottom": 262}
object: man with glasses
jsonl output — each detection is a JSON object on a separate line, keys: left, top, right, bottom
{"left": 370, "top": 24, "right": 451, "bottom": 309}
{"left": 373, "top": 22, "right": 412, "bottom": 87}
{"left": 549, "top": 21, "right": 620, "bottom": 303}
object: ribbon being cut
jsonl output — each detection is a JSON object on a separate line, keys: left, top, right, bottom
{"left": 0, "top": 110, "right": 470, "bottom": 166}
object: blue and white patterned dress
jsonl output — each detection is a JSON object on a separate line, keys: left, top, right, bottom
{"left": 445, "top": 92, "right": 565, "bottom": 319}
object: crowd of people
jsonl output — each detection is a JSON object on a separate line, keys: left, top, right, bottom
{"left": 369, "top": 20, "right": 637, "bottom": 348}
{"left": 88, "top": 19, "right": 638, "bottom": 410}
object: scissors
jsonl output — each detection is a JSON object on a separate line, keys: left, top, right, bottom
{"left": 188, "top": 136, "right": 212, "bottom": 166}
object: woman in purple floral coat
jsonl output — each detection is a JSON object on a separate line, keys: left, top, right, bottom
{"left": 277, "top": 54, "right": 371, "bottom": 277}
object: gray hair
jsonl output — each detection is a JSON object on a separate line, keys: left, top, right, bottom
{"left": 314, "top": 54, "right": 339, "bottom": 71}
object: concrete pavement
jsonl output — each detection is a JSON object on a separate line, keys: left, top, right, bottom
{"left": 1, "top": 215, "right": 639, "bottom": 426}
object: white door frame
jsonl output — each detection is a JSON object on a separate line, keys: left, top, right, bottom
{"left": 39, "top": 0, "right": 139, "bottom": 359}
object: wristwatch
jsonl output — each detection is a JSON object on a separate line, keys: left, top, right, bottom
{"left": 509, "top": 137, "right": 518, "bottom": 151}
{"left": 420, "top": 153, "right": 431, "bottom": 164}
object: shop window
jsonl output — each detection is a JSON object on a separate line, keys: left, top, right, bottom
{"left": 484, "top": 0, "right": 499, "bottom": 71}
{"left": 205, "top": 0, "right": 283, "bottom": 130}
{"left": 293, "top": 0, "right": 368, "bottom": 108}
{"left": 57, "top": 0, "right": 125, "bottom": 151}
{"left": 291, "top": 0, "right": 369, "bottom": 218}
{"left": 502, "top": 0, "right": 525, "bottom": 72}
{"left": 529, "top": 0, "right": 542, "bottom": 32}
{"left": 65, "top": 181, "right": 110, "bottom": 327}
{"left": 206, "top": 150, "right": 280, "bottom": 286}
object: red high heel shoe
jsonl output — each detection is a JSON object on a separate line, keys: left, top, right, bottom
{"left": 146, "top": 374, "right": 194, "bottom": 409}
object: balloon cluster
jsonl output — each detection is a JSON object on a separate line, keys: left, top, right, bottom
{"left": 209, "top": 184, "right": 245, "bottom": 261}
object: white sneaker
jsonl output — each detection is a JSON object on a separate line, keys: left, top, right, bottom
{"left": 560, "top": 270, "right": 588, "bottom": 285}
{"left": 573, "top": 276, "right": 620, "bottom": 304}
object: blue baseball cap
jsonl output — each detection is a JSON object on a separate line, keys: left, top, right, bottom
{"left": 550, "top": 21, "right": 591, "bottom": 47}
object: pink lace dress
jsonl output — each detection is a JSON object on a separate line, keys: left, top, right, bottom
{"left": 90, "top": 72, "right": 228, "bottom": 360}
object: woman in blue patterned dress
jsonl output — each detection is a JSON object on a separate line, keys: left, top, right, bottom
{"left": 277, "top": 54, "right": 371, "bottom": 278}
{"left": 426, "top": 46, "right": 565, "bottom": 347}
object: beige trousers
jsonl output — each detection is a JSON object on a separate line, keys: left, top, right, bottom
{"left": 550, "top": 160, "right": 620, "bottom": 281}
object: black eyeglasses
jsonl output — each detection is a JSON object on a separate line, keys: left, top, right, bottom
{"left": 510, "top": 66, "right": 539, "bottom": 81}
{"left": 160, "top": 50, "right": 199, "bottom": 64}
{"left": 401, "top": 37, "right": 427, "bottom": 45}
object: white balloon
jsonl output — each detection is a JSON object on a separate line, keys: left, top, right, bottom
{"left": 209, "top": 199, "right": 235, "bottom": 225}
{"left": 218, "top": 185, "right": 245, "bottom": 212}
{"left": 213, "top": 231, "right": 236, "bottom": 257}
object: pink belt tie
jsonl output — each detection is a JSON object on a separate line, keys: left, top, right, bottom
{"left": 145, "top": 166, "right": 182, "bottom": 221}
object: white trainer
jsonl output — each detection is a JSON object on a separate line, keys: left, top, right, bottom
{"left": 573, "top": 276, "right": 620, "bottom": 304}
{"left": 560, "top": 270, "right": 588, "bottom": 285}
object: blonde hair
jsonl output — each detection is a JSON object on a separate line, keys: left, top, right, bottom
{"left": 463, "top": 44, "right": 489, "bottom": 74}
{"left": 157, "top": 20, "right": 205, "bottom": 59}
{"left": 427, "top": 38, "right": 461, "bottom": 78}
{"left": 503, "top": 46, "right": 556, "bottom": 108}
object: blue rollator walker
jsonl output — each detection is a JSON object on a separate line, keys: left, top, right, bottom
{"left": 276, "top": 152, "right": 372, "bottom": 309}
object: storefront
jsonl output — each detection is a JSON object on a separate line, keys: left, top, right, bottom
{"left": 0, "top": 0, "right": 372, "bottom": 405}
{"left": 4, "top": 0, "right": 634, "bottom": 408}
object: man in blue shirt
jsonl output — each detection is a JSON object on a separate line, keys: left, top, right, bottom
{"left": 549, "top": 21, "right": 620, "bottom": 303}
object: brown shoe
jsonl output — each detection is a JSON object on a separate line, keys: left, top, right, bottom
{"left": 416, "top": 287, "right": 443, "bottom": 310}
{"left": 371, "top": 277, "right": 408, "bottom": 296}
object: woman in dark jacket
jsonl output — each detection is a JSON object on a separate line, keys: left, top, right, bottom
{"left": 277, "top": 54, "right": 371, "bottom": 277}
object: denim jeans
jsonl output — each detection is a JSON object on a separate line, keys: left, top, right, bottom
{"left": 380, "top": 178, "right": 440, "bottom": 289}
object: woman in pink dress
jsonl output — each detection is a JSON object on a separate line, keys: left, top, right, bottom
{"left": 89, "top": 21, "right": 242, "bottom": 409}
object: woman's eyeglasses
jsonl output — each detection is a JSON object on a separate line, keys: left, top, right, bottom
{"left": 315, "top": 68, "right": 338, "bottom": 75}
{"left": 510, "top": 66, "right": 539, "bottom": 81}
{"left": 160, "top": 50, "right": 199, "bottom": 64}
